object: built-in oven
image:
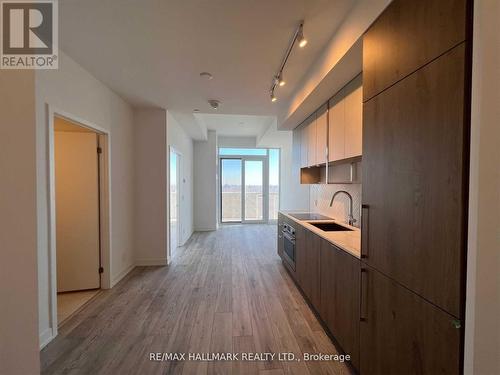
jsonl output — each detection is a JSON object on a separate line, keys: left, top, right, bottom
{"left": 282, "top": 223, "right": 296, "bottom": 271}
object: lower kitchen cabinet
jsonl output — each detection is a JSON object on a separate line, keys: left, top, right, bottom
{"left": 320, "top": 241, "right": 361, "bottom": 370}
{"left": 360, "top": 265, "right": 461, "bottom": 374}
{"left": 297, "top": 229, "right": 321, "bottom": 309}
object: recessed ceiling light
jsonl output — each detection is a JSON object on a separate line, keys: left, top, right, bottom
{"left": 193, "top": 109, "right": 200, "bottom": 113}
{"left": 200, "top": 72, "right": 213, "bottom": 80}
{"left": 208, "top": 99, "right": 221, "bottom": 109}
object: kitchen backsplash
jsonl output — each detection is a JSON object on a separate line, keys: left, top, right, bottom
{"left": 310, "top": 183, "right": 362, "bottom": 228}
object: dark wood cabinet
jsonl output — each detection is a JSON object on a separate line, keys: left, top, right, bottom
{"left": 363, "top": 0, "right": 468, "bottom": 101}
{"left": 320, "top": 241, "right": 361, "bottom": 370}
{"left": 359, "top": 266, "right": 461, "bottom": 374}
{"left": 297, "top": 229, "right": 321, "bottom": 309}
{"left": 362, "top": 44, "right": 467, "bottom": 317}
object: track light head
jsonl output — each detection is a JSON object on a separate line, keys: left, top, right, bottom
{"left": 297, "top": 25, "right": 307, "bottom": 48}
{"left": 271, "top": 92, "right": 277, "bottom": 102}
{"left": 278, "top": 73, "right": 285, "bottom": 86}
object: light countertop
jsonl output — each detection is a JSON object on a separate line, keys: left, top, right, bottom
{"left": 280, "top": 211, "right": 361, "bottom": 259}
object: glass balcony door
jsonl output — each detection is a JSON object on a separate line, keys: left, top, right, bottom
{"left": 220, "top": 158, "right": 243, "bottom": 222}
{"left": 220, "top": 156, "right": 267, "bottom": 223}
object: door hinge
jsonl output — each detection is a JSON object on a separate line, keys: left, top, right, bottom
{"left": 99, "top": 266, "right": 104, "bottom": 274}
{"left": 97, "top": 147, "right": 102, "bottom": 154}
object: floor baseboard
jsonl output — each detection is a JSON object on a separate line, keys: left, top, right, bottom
{"left": 111, "top": 263, "right": 136, "bottom": 288}
{"left": 135, "top": 258, "right": 167, "bottom": 266}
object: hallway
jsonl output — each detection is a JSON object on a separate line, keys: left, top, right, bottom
{"left": 41, "top": 225, "right": 351, "bottom": 375}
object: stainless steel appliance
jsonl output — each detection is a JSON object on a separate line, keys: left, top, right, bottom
{"left": 282, "top": 223, "right": 296, "bottom": 271}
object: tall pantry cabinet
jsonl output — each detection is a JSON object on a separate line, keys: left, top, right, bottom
{"left": 360, "top": 0, "right": 472, "bottom": 373}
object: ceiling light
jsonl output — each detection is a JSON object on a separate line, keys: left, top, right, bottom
{"left": 278, "top": 73, "right": 285, "bottom": 86}
{"left": 193, "top": 109, "right": 200, "bottom": 113}
{"left": 200, "top": 72, "right": 213, "bottom": 80}
{"left": 208, "top": 99, "right": 221, "bottom": 109}
{"left": 297, "top": 26, "right": 307, "bottom": 48}
{"left": 269, "top": 21, "right": 305, "bottom": 97}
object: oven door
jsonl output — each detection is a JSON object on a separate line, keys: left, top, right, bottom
{"left": 282, "top": 231, "right": 296, "bottom": 271}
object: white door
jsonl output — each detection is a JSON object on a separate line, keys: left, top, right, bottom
{"left": 55, "top": 131, "right": 100, "bottom": 292}
{"left": 169, "top": 149, "right": 180, "bottom": 256}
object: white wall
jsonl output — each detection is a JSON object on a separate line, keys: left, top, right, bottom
{"left": 35, "top": 51, "right": 136, "bottom": 346}
{"left": 218, "top": 136, "right": 256, "bottom": 148}
{"left": 464, "top": 0, "right": 500, "bottom": 373}
{"left": 194, "top": 130, "right": 218, "bottom": 231}
{"left": 0, "top": 70, "right": 40, "bottom": 375}
{"left": 257, "top": 123, "right": 309, "bottom": 211}
{"left": 167, "top": 111, "right": 194, "bottom": 245}
{"left": 133, "top": 109, "right": 168, "bottom": 265}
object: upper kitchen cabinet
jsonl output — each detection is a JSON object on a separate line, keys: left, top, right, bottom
{"left": 307, "top": 113, "right": 317, "bottom": 166}
{"left": 298, "top": 106, "right": 328, "bottom": 184}
{"left": 298, "top": 107, "right": 328, "bottom": 169}
{"left": 344, "top": 77, "right": 363, "bottom": 158}
{"left": 363, "top": 0, "right": 468, "bottom": 101}
{"left": 328, "top": 89, "right": 345, "bottom": 162}
{"left": 328, "top": 74, "right": 363, "bottom": 162}
{"left": 314, "top": 104, "right": 328, "bottom": 165}
{"left": 299, "top": 121, "right": 309, "bottom": 169}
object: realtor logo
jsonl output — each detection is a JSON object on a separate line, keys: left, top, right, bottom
{"left": 1, "top": 0, "right": 58, "bottom": 69}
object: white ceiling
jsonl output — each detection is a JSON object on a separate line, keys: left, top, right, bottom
{"left": 59, "top": 0, "right": 356, "bottom": 138}
{"left": 195, "top": 114, "right": 274, "bottom": 138}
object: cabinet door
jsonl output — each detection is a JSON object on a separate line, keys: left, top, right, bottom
{"left": 363, "top": 0, "right": 467, "bottom": 100}
{"left": 328, "top": 91, "right": 345, "bottom": 162}
{"left": 277, "top": 214, "right": 284, "bottom": 257}
{"left": 299, "top": 123, "right": 308, "bottom": 168}
{"left": 320, "top": 241, "right": 360, "bottom": 370}
{"left": 297, "top": 230, "right": 321, "bottom": 308}
{"left": 360, "top": 266, "right": 461, "bottom": 374}
{"left": 307, "top": 115, "right": 317, "bottom": 166}
{"left": 344, "top": 75, "right": 363, "bottom": 159}
{"left": 315, "top": 104, "right": 328, "bottom": 165}
{"left": 362, "top": 45, "right": 466, "bottom": 317}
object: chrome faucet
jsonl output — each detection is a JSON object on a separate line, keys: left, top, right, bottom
{"left": 329, "top": 190, "right": 356, "bottom": 226}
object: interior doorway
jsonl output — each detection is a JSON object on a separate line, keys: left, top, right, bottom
{"left": 169, "top": 147, "right": 181, "bottom": 259}
{"left": 49, "top": 113, "right": 110, "bottom": 331}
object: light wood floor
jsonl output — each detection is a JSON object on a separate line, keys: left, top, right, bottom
{"left": 57, "top": 290, "right": 100, "bottom": 325}
{"left": 41, "top": 224, "right": 352, "bottom": 375}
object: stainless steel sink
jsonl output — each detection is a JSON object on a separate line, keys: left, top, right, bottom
{"left": 308, "top": 221, "right": 352, "bottom": 232}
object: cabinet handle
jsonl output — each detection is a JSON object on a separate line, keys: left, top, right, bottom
{"left": 360, "top": 268, "right": 368, "bottom": 322}
{"left": 361, "top": 204, "right": 369, "bottom": 259}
